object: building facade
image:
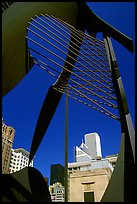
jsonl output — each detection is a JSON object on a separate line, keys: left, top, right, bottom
{"left": 50, "top": 164, "right": 65, "bottom": 186}
{"left": 68, "top": 159, "right": 113, "bottom": 202}
{"left": 74, "top": 132, "right": 102, "bottom": 162}
{"left": 2, "top": 119, "right": 15, "bottom": 174}
{"left": 74, "top": 144, "right": 92, "bottom": 163}
{"left": 9, "top": 148, "right": 33, "bottom": 173}
{"left": 68, "top": 132, "right": 118, "bottom": 202}
{"left": 105, "top": 154, "right": 118, "bottom": 168}
{"left": 49, "top": 182, "right": 65, "bottom": 202}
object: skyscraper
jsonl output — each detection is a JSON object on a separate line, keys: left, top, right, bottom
{"left": 49, "top": 182, "right": 65, "bottom": 202}
{"left": 50, "top": 164, "right": 65, "bottom": 186}
{"left": 9, "top": 148, "right": 34, "bottom": 173}
{"left": 84, "top": 133, "right": 102, "bottom": 159}
{"left": 75, "top": 132, "right": 102, "bottom": 162}
{"left": 2, "top": 118, "right": 15, "bottom": 174}
{"left": 69, "top": 132, "right": 117, "bottom": 202}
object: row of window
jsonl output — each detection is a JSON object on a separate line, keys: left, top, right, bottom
{"left": 11, "top": 157, "right": 28, "bottom": 161}
{"left": 10, "top": 160, "right": 28, "bottom": 166}
{"left": 2, "top": 140, "right": 12, "bottom": 146}
{"left": 11, "top": 154, "right": 29, "bottom": 160}
{"left": 56, "top": 190, "right": 64, "bottom": 194}
{"left": 2, "top": 149, "right": 11, "bottom": 159}
{"left": 11, "top": 153, "right": 29, "bottom": 158}
{"left": 11, "top": 154, "right": 20, "bottom": 158}
{"left": 10, "top": 164, "right": 26, "bottom": 169}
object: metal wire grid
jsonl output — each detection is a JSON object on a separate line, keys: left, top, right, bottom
{"left": 26, "top": 14, "right": 120, "bottom": 121}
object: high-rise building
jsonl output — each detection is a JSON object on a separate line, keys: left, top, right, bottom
{"left": 68, "top": 159, "right": 113, "bottom": 202}
{"left": 50, "top": 164, "right": 65, "bottom": 186}
{"left": 2, "top": 118, "right": 15, "bottom": 174}
{"left": 75, "top": 132, "right": 102, "bottom": 162}
{"left": 74, "top": 145, "right": 92, "bottom": 163}
{"left": 9, "top": 148, "right": 34, "bottom": 173}
{"left": 68, "top": 132, "right": 118, "bottom": 202}
{"left": 49, "top": 182, "right": 65, "bottom": 202}
{"left": 84, "top": 132, "right": 102, "bottom": 159}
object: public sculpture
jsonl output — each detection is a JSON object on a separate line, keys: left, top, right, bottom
{"left": 2, "top": 2, "right": 135, "bottom": 202}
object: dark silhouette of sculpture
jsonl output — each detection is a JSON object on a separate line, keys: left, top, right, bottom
{"left": 2, "top": 167, "right": 51, "bottom": 202}
{"left": 2, "top": 1, "right": 135, "bottom": 202}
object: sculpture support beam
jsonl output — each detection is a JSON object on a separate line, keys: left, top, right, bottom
{"left": 101, "top": 36, "right": 135, "bottom": 202}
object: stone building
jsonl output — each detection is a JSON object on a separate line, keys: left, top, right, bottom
{"left": 68, "top": 159, "right": 114, "bottom": 202}
{"left": 2, "top": 118, "right": 15, "bottom": 174}
{"left": 105, "top": 154, "right": 118, "bottom": 168}
{"left": 68, "top": 132, "right": 118, "bottom": 202}
{"left": 49, "top": 182, "right": 65, "bottom": 202}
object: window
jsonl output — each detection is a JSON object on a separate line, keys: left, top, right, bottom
{"left": 84, "top": 192, "right": 94, "bottom": 202}
{"left": 73, "top": 167, "right": 77, "bottom": 170}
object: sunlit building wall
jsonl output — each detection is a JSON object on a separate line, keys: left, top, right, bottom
{"left": 74, "top": 144, "right": 92, "bottom": 163}
{"left": 2, "top": 118, "right": 15, "bottom": 174}
{"left": 68, "top": 159, "right": 113, "bottom": 202}
{"left": 69, "top": 132, "right": 118, "bottom": 202}
{"left": 9, "top": 148, "right": 33, "bottom": 173}
{"left": 49, "top": 182, "right": 65, "bottom": 202}
{"left": 84, "top": 132, "right": 102, "bottom": 159}
{"left": 105, "top": 154, "right": 118, "bottom": 168}
{"left": 75, "top": 132, "right": 102, "bottom": 162}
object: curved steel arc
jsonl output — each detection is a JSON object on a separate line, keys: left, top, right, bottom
{"left": 77, "top": 1, "right": 134, "bottom": 53}
{"left": 101, "top": 36, "right": 135, "bottom": 202}
{"left": 29, "top": 11, "right": 85, "bottom": 163}
{"left": 26, "top": 36, "right": 116, "bottom": 106}
{"left": 2, "top": 2, "right": 80, "bottom": 96}
{"left": 3, "top": 2, "right": 134, "bottom": 202}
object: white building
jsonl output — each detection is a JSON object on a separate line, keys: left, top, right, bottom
{"left": 74, "top": 145, "right": 92, "bottom": 162}
{"left": 2, "top": 118, "right": 15, "bottom": 174}
{"left": 68, "top": 159, "right": 113, "bottom": 202}
{"left": 68, "top": 159, "right": 114, "bottom": 174}
{"left": 49, "top": 182, "right": 65, "bottom": 202}
{"left": 68, "top": 132, "right": 118, "bottom": 202}
{"left": 75, "top": 132, "right": 102, "bottom": 162}
{"left": 9, "top": 148, "right": 34, "bottom": 173}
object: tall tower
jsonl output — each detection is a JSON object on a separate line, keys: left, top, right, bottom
{"left": 50, "top": 164, "right": 65, "bottom": 186}
{"left": 84, "top": 133, "right": 102, "bottom": 160}
{"left": 75, "top": 132, "right": 102, "bottom": 162}
{"left": 2, "top": 119, "right": 15, "bottom": 174}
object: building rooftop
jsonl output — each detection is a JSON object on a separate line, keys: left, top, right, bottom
{"left": 68, "top": 158, "right": 114, "bottom": 172}
{"left": 13, "top": 148, "right": 30, "bottom": 155}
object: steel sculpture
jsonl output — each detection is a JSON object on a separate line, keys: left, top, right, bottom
{"left": 2, "top": 1, "right": 135, "bottom": 202}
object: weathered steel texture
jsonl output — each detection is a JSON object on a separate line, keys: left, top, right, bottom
{"left": 2, "top": 2, "right": 80, "bottom": 96}
{"left": 101, "top": 133, "right": 125, "bottom": 201}
{"left": 101, "top": 36, "right": 135, "bottom": 202}
{"left": 2, "top": 1, "right": 133, "bottom": 96}
{"left": 106, "top": 36, "right": 135, "bottom": 162}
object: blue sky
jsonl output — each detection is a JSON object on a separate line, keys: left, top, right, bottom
{"left": 2, "top": 2, "right": 135, "bottom": 182}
